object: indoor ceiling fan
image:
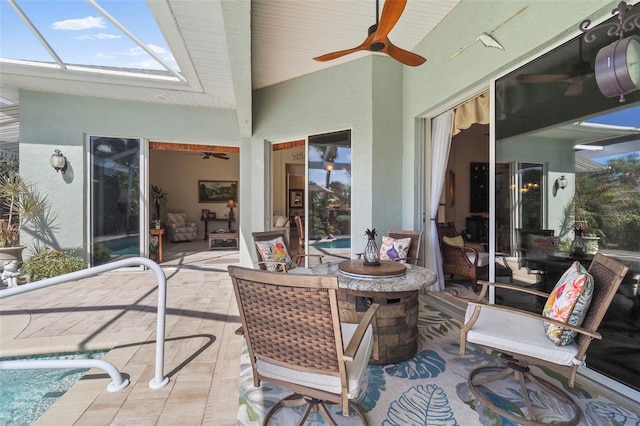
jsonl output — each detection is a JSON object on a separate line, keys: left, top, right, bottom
{"left": 313, "top": 0, "right": 426, "bottom": 67}
{"left": 516, "top": 38, "right": 594, "bottom": 96}
{"left": 188, "top": 152, "right": 230, "bottom": 160}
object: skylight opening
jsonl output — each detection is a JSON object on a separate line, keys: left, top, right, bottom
{"left": 0, "top": 0, "right": 182, "bottom": 81}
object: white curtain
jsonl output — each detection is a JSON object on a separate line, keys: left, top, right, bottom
{"left": 427, "top": 110, "right": 454, "bottom": 291}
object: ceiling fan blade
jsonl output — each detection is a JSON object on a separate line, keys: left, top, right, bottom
{"left": 564, "top": 82, "right": 584, "bottom": 97}
{"left": 213, "top": 153, "right": 230, "bottom": 160}
{"left": 384, "top": 40, "right": 426, "bottom": 66}
{"left": 517, "top": 73, "right": 574, "bottom": 83}
{"left": 313, "top": 37, "right": 370, "bottom": 62}
{"left": 375, "top": 0, "right": 407, "bottom": 38}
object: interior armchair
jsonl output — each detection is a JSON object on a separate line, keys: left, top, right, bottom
{"left": 437, "top": 222, "right": 489, "bottom": 291}
{"left": 460, "top": 253, "right": 628, "bottom": 425}
{"left": 165, "top": 212, "right": 198, "bottom": 242}
{"left": 228, "top": 265, "right": 379, "bottom": 425}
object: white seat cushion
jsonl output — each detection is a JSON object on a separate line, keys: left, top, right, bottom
{"left": 288, "top": 267, "right": 313, "bottom": 274}
{"left": 464, "top": 304, "right": 580, "bottom": 367}
{"left": 466, "top": 252, "right": 490, "bottom": 267}
{"left": 256, "top": 323, "right": 373, "bottom": 399}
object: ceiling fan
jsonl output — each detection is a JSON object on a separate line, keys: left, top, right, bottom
{"left": 313, "top": 0, "right": 426, "bottom": 67}
{"left": 516, "top": 38, "right": 594, "bottom": 96}
{"left": 188, "top": 152, "right": 230, "bottom": 160}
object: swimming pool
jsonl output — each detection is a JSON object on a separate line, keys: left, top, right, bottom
{"left": 311, "top": 237, "right": 350, "bottom": 249}
{"left": 103, "top": 235, "right": 140, "bottom": 256}
{"left": 0, "top": 351, "right": 105, "bottom": 425}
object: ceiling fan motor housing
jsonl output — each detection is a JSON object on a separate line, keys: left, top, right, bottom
{"left": 595, "top": 35, "right": 640, "bottom": 98}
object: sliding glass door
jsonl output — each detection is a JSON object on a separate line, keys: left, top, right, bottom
{"left": 306, "top": 130, "right": 351, "bottom": 262}
{"left": 89, "top": 137, "right": 144, "bottom": 265}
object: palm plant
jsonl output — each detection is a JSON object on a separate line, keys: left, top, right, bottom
{"left": 0, "top": 175, "right": 48, "bottom": 247}
{"left": 151, "top": 185, "right": 168, "bottom": 220}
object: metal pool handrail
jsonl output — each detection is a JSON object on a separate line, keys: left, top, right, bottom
{"left": 0, "top": 257, "right": 169, "bottom": 391}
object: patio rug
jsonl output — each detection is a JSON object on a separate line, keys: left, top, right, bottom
{"left": 237, "top": 294, "right": 639, "bottom": 425}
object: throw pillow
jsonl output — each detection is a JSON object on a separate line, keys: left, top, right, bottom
{"left": 542, "top": 261, "right": 594, "bottom": 346}
{"left": 442, "top": 235, "right": 465, "bottom": 247}
{"left": 255, "top": 237, "right": 294, "bottom": 272}
{"left": 379, "top": 236, "right": 411, "bottom": 262}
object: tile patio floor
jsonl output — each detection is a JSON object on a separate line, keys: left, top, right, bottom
{"left": 1, "top": 240, "right": 638, "bottom": 424}
{"left": 1, "top": 244, "right": 243, "bottom": 425}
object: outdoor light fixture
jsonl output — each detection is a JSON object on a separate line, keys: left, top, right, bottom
{"left": 556, "top": 175, "right": 568, "bottom": 190}
{"left": 580, "top": 1, "right": 640, "bottom": 102}
{"left": 50, "top": 149, "right": 67, "bottom": 174}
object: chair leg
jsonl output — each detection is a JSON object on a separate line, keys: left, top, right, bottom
{"left": 263, "top": 393, "right": 368, "bottom": 426}
{"left": 468, "top": 365, "right": 581, "bottom": 426}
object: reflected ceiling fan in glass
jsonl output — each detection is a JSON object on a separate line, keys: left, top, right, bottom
{"left": 516, "top": 38, "right": 594, "bottom": 97}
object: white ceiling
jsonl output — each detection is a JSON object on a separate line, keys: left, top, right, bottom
{"left": 0, "top": 0, "right": 461, "bottom": 142}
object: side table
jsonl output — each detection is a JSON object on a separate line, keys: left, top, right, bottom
{"left": 149, "top": 228, "right": 165, "bottom": 263}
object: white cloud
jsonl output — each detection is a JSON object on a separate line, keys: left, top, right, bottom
{"left": 76, "top": 33, "right": 121, "bottom": 40}
{"left": 95, "top": 52, "right": 115, "bottom": 59}
{"left": 122, "top": 44, "right": 169, "bottom": 57}
{"left": 52, "top": 16, "right": 106, "bottom": 31}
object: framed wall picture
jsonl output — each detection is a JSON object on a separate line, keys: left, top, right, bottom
{"left": 198, "top": 180, "right": 238, "bottom": 203}
{"left": 289, "top": 190, "right": 304, "bottom": 208}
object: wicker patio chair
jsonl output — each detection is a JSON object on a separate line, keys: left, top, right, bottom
{"left": 460, "top": 253, "right": 628, "bottom": 425}
{"left": 228, "top": 265, "right": 379, "bottom": 425}
{"left": 356, "top": 229, "right": 423, "bottom": 265}
{"left": 252, "top": 229, "right": 323, "bottom": 272}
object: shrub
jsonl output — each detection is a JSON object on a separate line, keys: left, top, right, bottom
{"left": 92, "top": 243, "right": 113, "bottom": 266}
{"left": 21, "top": 248, "right": 88, "bottom": 281}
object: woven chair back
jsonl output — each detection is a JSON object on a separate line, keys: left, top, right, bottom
{"left": 579, "top": 253, "right": 628, "bottom": 346}
{"left": 229, "top": 266, "right": 343, "bottom": 374}
{"left": 387, "top": 229, "right": 422, "bottom": 265}
{"left": 294, "top": 214, "right": 305, "bottom": 257}
{"left": 251, "top": 230, "right": 291, "bottom": 271}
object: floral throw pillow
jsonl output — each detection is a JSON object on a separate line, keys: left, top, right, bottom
{"left": 255, "top": 237, "right": 294, "bottom": 272}
{"left": 379, "top": 236, "right": 411, "bottom": 262}
{"left": 542, "top": 261, "right": 594, "bottom": 346}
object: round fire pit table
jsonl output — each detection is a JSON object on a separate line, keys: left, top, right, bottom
{"left": 312, "top": 260, "right": 437, "bottom": 364}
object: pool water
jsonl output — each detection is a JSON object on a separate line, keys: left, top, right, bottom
{"left": 311, "top": 237, "right": 350, "bottom": 249}
{"left": 0, "top": 352, "right": 105, "bottom": 425}
{"left": 102, "top": 235, "right": 140, "bottom": 256}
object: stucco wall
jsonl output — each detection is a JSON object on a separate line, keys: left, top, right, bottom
{"left": 253, "top": 58, "right": 379, "bottom": 256}
{"left": 19, "top": 91, "right": 240, "bottom": 254}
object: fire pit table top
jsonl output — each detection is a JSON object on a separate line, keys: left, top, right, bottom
{"left": 338, "top": 259, "right": 406, "bottom": 278}
{"left": 313, "top": 260, "right": 436, "bottom": 292}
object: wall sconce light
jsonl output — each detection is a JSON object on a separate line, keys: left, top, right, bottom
{"left": 556, "top": 175, "right": 568, "bottom": 190}
{"left": 50, "top": 149, "right": 68, "bottom": 174}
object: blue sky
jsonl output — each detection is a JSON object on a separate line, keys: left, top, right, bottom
{"left": 0, "top": 0, "right": 177, "bottom": 71}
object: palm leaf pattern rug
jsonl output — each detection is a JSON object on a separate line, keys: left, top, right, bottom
{"left": 237, "top": 295, "right": 639, "bottom": 425}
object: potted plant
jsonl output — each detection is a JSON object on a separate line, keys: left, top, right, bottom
{"left": 0, "top": 175, "right": 48, "bottom": 263}
{"left": 151, "top": 185, "right": 168, "bottom": 222}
